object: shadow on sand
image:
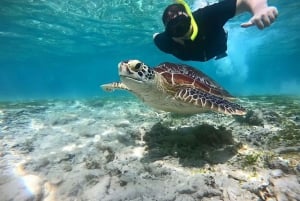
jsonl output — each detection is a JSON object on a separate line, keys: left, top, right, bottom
{"left": 142, "top": 122, "right": 240, "bottom": 167}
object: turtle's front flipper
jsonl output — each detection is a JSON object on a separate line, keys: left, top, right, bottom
{"left": 101, "top": 82, "right": 130, "bottom": 92}
{"left": 175, "top": 88, "right": 246, "bottom": 115}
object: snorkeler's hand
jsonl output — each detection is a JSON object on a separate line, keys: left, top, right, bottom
{"left": 241, "top": 6, "right": 278, "bottom": 29}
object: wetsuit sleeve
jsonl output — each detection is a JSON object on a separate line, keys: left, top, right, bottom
{"left": 194, "top": 0, "right": 236, "bottom": 26}
{"left": 153, "top": 33, "right": 174, "bottom": 53}
{"left": 153, "top": 33, "right": 191, "bottom": 60}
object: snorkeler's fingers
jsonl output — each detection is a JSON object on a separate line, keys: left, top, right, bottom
{"left": 268, "top": 7, "right": 278, "bottom": 23}
{"left": 241, "top": 18, "right": 264, "bottom": 29}
{"left": 241, "top": 6, "right": 278, "bottom": 29}
{"left": 254, "top": 18, "right": 265, "bottom": 30}
{"left": 269, "top": 14, "right": 276, "bottom": 23}
{"left": 262, "top": 14, "right": 271, "bottom": 27}
{"left": 270, "top": 6, "right": 279, "bottom": 18}
{"left": 240, "top": 20, "right": 254, "bottom": 28}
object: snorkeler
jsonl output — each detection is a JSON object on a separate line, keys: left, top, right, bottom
{"left": 153, "top": 0, "right": 278, "bottom": 61}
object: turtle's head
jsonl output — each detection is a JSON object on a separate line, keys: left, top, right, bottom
{"left": 118, "top": 60, "right": 155, "bottom": 83}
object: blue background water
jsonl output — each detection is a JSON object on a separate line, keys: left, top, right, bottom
{"left": 0, "top": 0, "right": 299, "bottom": 101}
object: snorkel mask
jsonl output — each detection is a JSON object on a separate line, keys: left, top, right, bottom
{"left": 175, "top": 0, "right": 198, "bottom": 41}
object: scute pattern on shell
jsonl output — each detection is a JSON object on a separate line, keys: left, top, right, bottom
{"left": 175, "top": 88, "right": 246, "bottom": 115}
{"left": 155, "top": 62, "right": 232, "bottom": 98}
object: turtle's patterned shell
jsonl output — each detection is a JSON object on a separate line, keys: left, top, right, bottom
{"left": 155, "top": 62, "right": 233, "bottom": 99}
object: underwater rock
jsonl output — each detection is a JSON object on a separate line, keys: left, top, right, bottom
{"left": 267, "top": 157, "right": 292, "bottom": 174}
{"left": 50, "top": 114, "right": 79, "bottom": 126}
{"left": 80, "top": 175, "right": 111, "bottom": 201}
{"left": 17, "top": 138, "right": 35, "bottom": 153}
{"left": 296, "top": 163, "right": 300, "bottom": 173}
{"left": 270, "top": 169, "right": 284, "bottom": 178}
{"left": 235, "top": 109, "right": 264, "bottom": 126}
{"left": 0, "top": 174, "right": 43, "bottom": 201}
{"left": 174, "top": 194, "right": 195, "bottom": 201}
{"left": 269, "top": 175, "right": 300, "bottom": 201}
{"left": 274, "top": 146, "right": 300, "bottom": 154}
{"left": 62, "top": 163, "right": 73, "bottom": 172}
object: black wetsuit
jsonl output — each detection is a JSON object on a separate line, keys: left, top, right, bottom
{"left": 154, "top": 0, "right": 236, "bottom": 61}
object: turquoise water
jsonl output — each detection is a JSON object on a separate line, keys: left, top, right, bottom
{"left": 1, "top": 2, "right": 300, "bottom": 199}
{"left": 0, "top": 0, "right": 299, "bottom": 101}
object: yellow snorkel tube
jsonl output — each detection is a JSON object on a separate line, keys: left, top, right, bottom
{"left": 175, "top": 0, "right": 198, "bottom": 41}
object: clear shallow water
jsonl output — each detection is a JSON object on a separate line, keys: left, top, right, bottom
{"left": 0, "top": 0, "right": 299, "bottom": 100}
{"left": 1, "top": 2, "right": 300, "bottom": 200}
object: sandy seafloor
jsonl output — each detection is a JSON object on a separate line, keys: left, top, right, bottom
{"left": 0, "top": 95, "right": 299, "bottom": 201}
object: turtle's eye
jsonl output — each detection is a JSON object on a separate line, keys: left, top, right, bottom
{"left": 138, "top": 71, "right": 144, "bottom": 77}
{"left": 134, "top": 62, "right": 142, "bottom": 70}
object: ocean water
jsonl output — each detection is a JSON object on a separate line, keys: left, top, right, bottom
{"left": 0, "top": 0, "right": 299, "bottom": 100}
{"left": 1, "top": 1, "right": 300, "bottom": 200}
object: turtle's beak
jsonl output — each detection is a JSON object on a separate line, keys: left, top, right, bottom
{"left": 118, "top": 62, "right": 126, "bottom": 74}
{"left": 118, "top": 62, "right": 133, "bottom": 76}
{"left": 120, "top": 75, "right": 143, "bottom": 83}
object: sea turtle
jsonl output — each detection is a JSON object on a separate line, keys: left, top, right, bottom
{"left": 101, "top": 60, "right": 246, "bottom": 115}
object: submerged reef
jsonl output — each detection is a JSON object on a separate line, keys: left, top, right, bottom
{"left": 0, "top": 96, "right": 299, "bottom": 200}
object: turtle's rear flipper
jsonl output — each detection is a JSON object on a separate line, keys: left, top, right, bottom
{"left": 175, "top": 88, "right": 246, "bottom": 115}
{"left": 101, "top": 82, "right": 130, "bottom": 92}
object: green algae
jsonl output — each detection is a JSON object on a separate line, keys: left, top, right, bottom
{"left": 242, "top": 153, "right": 261, "bottom": 167}
{"left": 268, "top": 122, "right": 300, "bottom": 147}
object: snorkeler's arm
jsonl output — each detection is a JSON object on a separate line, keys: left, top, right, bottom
{"left": 153, "top": 33, "right": 190, "bottom": 60}
{"left": 153, "top": 33, "right": 174, "bottom": 53}
{"left": 236, "top": 0, "right": 278, "bottom": 29}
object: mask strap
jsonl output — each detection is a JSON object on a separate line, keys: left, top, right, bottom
{"left": 175, "top": 0, "right": 198, "bottom": 41}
